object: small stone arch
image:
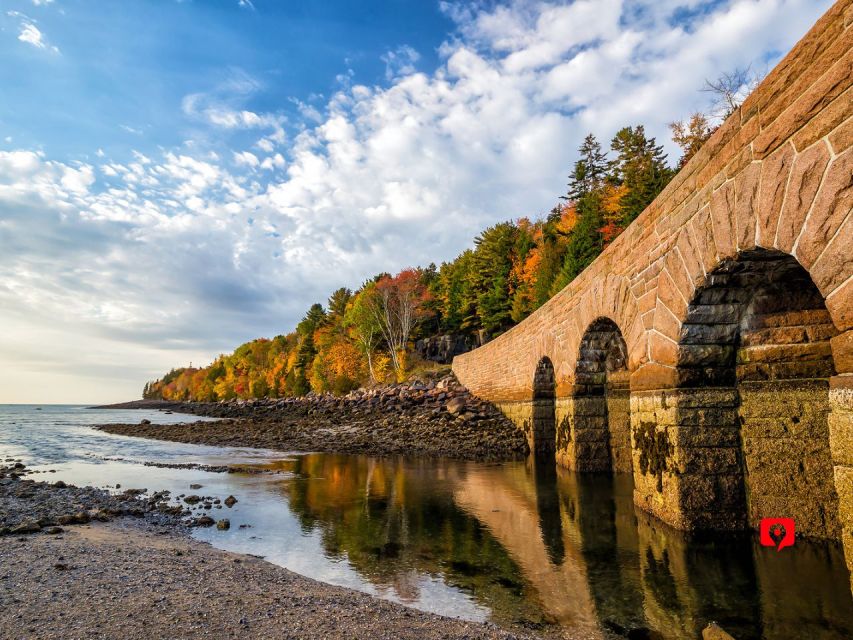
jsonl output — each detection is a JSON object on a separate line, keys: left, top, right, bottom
{"left": 569, "top": 317, "right": 632, "bottom": 473}
{"left": 573, "top": 275, "right": 645, "bottom": 373}
{"left": 531, "top": 356, "right": 557, "bottom": 455}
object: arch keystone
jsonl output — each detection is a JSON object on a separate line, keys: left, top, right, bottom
{"left": 734, "top": 161, "right": 761, "bottom": 251}
{"left": 757, "top": 142, "right": 796, "bottom": 247}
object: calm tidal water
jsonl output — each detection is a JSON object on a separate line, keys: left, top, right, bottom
{"left": 1, "top": 404, "right": 851, "bottom": 639}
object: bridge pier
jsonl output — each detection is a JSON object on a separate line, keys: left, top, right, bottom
{"left": 629, "top": 388, "right": 745, "bottom": 532}
{"left": 829, "top": 374, "right": 853, "bottom": 577}
{"left": 495, "top": 374, "right": 851, "bottom": 554}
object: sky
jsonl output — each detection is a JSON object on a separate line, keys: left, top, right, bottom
{"left": 0, "top": 0, "right": 835, "bottom": 403}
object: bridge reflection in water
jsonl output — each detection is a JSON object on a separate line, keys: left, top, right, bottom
{"left": 275, "top": 453, "right": 852, "bottom": 639}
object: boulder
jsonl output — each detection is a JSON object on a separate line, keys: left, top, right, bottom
{"left": 216, "top": 519, "right": 230, "bottom": 530}
{"left": 11, "top": 520, "right": 41, "bottom": 534}
{"left": 446, "top": 397, "right": 466, "bottom": 415}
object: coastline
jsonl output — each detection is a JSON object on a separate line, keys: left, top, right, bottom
{"left": 94, "top": 375, "right": 530, "bottom": 462}
{"left": 0, "top": 467, "right": 549, "bottom": 640}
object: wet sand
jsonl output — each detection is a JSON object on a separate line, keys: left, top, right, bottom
{"left": 0, "top": 520, "right": 553, "bottom": 640}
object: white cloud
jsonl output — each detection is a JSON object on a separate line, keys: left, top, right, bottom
{"left": 181, "top": 70, "right": 286, "bottom": 137}
{"left": 17, "top": 20, "right": 59, "bottom": 53}
{"left": 233, "top": 150, "right": 260, "bottom": 168}
{"left": 381, "top": 45, "right": 421, "bottom": 81}
{"left": 260, "top": 153, "right": 285, "bottom": 171}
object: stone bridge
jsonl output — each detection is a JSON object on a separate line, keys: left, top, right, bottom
{"left": 452, "top": 0, "right": 853, "bottom": 569}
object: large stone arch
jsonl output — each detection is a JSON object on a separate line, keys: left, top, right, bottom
{"left": 632, "top": 140, "right": 851, "bottom": 391}
{"left": 633, "top": 245, "right": 843, "bottom": 537}
{"left": 685, "top": 249, "right": 838, "bottom": 537}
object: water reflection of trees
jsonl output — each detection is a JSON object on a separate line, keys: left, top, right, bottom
{"left": 282, "top": 454, "right": 545, "bottom": 625}
{"left": 278, "top": 453, "right": 853, "bottom": 639}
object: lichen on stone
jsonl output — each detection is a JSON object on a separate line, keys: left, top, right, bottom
{"left": 556, "top": 414, "right": 572, "bottom": 451}
{"left": 634, "top": 421, "right": 672, "bottom": 492}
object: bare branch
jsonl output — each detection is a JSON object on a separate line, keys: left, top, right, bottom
{"left": 701, "top": 65, "right": 764, "bottom": 119}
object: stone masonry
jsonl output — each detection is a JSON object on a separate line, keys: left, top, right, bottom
{"left": 452, "top": 0, "right": 853, "bottom": 571}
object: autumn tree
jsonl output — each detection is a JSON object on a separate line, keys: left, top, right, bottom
{"left": 598, "top": 183, "right": 629, "bottom": 245}
{"left": 669, "top": 112, "right": 714, "bottom": 168}
{"left": 309, "top": 325, "right": 361, "bottom": 394}
{"left": 508, "top": 218, "right": 539, "bottom": 323}
{"left": 367, "top": 269, "right": 429, "bottom": 379}
{"left": 344, "top": 283, "right": 383, "bottom": 383}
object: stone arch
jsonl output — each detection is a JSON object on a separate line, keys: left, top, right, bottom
{"left": 569, "top": 317, "right": 632, "bottom": 473}
{"left": 672, "top": 247, "right": 840, "bottom": 538}
{"left": 573, "top": 275, "right": 646, "bottom": 374}
{"left": 531, "top": 356, "right": 557, "bottom": 455}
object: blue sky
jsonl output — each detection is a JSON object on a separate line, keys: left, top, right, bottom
{"left": 0, "top": 0, "right": 835, "bottom": 402}
{"left": 2, "top": 1, "right": 452, "bottom": 157}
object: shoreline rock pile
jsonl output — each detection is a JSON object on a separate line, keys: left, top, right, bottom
{"left": 98, "top": 375, "right": 530, "bottom": 461}
{"left": 185, "top": 374, "right": 501, "bottom": 419}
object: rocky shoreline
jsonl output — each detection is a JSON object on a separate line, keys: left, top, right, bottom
{"left": 0, "top": 462, "right": 187, "bottom": 535}
{"left": 95, "top": 375, "right": 529, "bottom": 461}
{"left": 0, "top": 462, "right": 549, "bottom": 639}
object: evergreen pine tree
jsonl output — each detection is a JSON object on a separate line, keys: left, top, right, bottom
{"left": 609, "top": 125, "right": 674, "bottom": 225}
{"left": 567, "top": 134, "right": 608, "bottom": 201}
{"left": 551, "top": 193, "right": 604, "bottom": 294}
{"left": 466, "top": 223, "right": 517, "bottom": 337}
{"left": 326, "top": 288, "right": 352, "bottom": 320}
{"left": 292, "top": 303, "right": 326, "bottom": 394}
